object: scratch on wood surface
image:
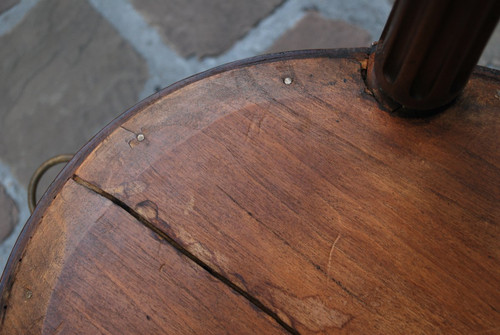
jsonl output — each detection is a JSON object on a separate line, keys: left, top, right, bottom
{"left": 245, "top": 121, "right": 252, "bottom": 139}
{"left": 120, "top": 125, "right": 139, "bottom": 148}
{"left": 119, "top": 125, "right": 136, "bottom": 135}
{"left": 244, "top": 113, "right": 266, "bottom": 140}
{"left": 184, "top": 195, "right": 195, "bottom": 215}
{"left": 270, "top": 289, "right": 352, "bottom": 331}
{"left": 327, "top": 234, "right": 341, "bottom": 286}
{"left": 54, "top": 321, "right": 64, "bottom": 335}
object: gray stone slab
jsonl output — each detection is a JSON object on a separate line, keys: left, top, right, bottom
{"left": 0, "top": 160, "right": 29, "bottom": 272}
{"left": 479, "top": 24, "right": 500, "bottom": 69}
{"left": 0, "top": 0, "right": 19, "bottom": 15}
{"left": 130, "top": 0, "right": 284, "bottom": 58}
{"left": 0, "top": 184, "right": 18, "bottom": 243}
{"left": 0, "top": 0, "right": 148, "bottom": 187}
{"left": 267, "top": 12, "right": 372, "bottom": 53}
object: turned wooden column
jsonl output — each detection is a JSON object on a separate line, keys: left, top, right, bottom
{"left": 367, "top": 0, "right": 500, "bottom": 111}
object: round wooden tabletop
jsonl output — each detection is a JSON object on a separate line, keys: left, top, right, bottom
{"left": 1, "top": 49, "right": 499, "bottom": 334}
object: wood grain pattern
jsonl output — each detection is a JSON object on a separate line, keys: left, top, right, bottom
{"left": 1, "top": 49, "right": 499, "bottom": 334}
{"left": 0, "top": 180, "right": 287, "bottom": 334}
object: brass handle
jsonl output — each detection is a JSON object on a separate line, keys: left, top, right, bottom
{"left": 28, "top": 154, "right": 73, "bottom": 213}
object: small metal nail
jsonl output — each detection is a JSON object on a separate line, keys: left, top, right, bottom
{"left": 137, "top": 134, "right": 145, "bottom": 142}
{"left": 25, "top": 290, "right": 32, "bottom": 299}
{"left": 283, "top": 77, "right": 293, "bottom": 85}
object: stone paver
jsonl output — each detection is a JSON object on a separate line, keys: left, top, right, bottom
{"left": 479, "top": 24, "right": 500, "bottom": 69}
{"left": 0, "top": 0, "right": 148, "bottom": 188}
{"left": 0, "top": 0, "right": 19, "bottom": 15}
{"left": 130, "top": 0, "right": 284, "bottom": 58}
{"left": 267, "top": 12, "right": 372, "bottom": 53}
{"left": 0, "top": 184, "right": 18, "bottom": 243}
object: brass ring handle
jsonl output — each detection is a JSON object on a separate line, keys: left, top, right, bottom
{"left": 28, "top": 154, "right": 73, "bottom": 213}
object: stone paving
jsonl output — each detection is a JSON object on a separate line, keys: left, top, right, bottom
{"left": 0, "top": 0, "right": 498, "bottom": 272}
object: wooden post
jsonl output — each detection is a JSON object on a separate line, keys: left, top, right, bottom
{"left": 367, "top": 0, "right": 500, "bottom": 111}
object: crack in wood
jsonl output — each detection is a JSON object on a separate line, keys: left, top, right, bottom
{"left": 72, "top": 175, "right": 300, "bottom": 335}
{"left": 215, "top": 184, "right": 365, "bottom": 306}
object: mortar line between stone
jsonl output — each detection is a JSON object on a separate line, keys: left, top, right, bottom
{"left": 0, "top": 161, "right": 30, "bottom": 273}
{"left": 88, "top": 0, "right": 192, "bottom": 99}
{"left": 196, "top": 0, "right": 307, "bottom": 70}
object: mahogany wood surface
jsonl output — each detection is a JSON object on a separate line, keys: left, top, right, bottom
{"left": 0, "top": 179, "right": 286, "bottom": 334}
{"left": 0, "top": 49, "right": 499, "bottom": 334}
